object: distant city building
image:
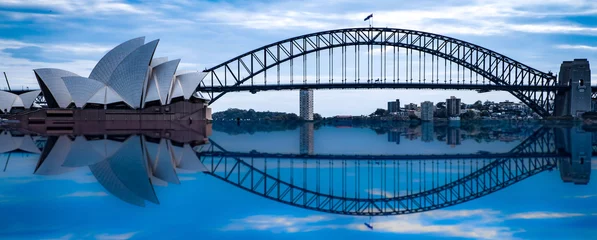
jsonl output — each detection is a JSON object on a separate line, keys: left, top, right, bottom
{"left": 387, "top": 99, "right": 400, "bottom": 113}
{"left": 420, "top": 101, "right": 434, "bottom": 121}
{"left": 387, "top": 131, "right": 400, "bottom": 144}
{"left": 300, "top": 123, "right": 314, "bottom": 154}
{"left": 405, "top": 103, "right": 417, "bottom": 110}
{"left": 447, "top": 96, "right": 461, "bottom": 117}
{"left": 447, "top": 128, "right": 461, "bottom": 146}
{"left": 421, "top": 122, "right": 434, "bottom": 142}
{"left": 299, "top": 89, "right": 314, "bottom": 120}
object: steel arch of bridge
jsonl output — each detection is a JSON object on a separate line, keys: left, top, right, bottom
{"left": 198, "top": 128, "right": 561, "bottom": 216}
{"left": 201, "top": 28, "right": 558, "bottom": 117}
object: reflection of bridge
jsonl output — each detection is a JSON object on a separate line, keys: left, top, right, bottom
{"left": 0, "top": 126, "right": 592, "bottom": 211}
{"left": 198, "top": 127, "right": 591, "bottom": 215}
{"left": 199, "top": 28, "right": 592, "bottom": 118}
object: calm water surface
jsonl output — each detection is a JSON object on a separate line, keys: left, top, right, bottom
{"left": 1, "top": 121, "right": 596, "bottom": 240}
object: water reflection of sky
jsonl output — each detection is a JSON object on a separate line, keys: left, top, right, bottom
{"left": 0, "top": 124, "right": 596, "bottom": 240}
{"left": 211, "top": 126, "right": 521, "bottom": 154}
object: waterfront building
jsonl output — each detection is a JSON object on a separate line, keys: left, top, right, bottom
{"left": 447, "top": 96, "right": 461, "bottom": 117}
{"left": 300, "top": 89, "right": 314, "bottom": 121}
{"left": 32, "top": 37, "right": 206, "bottom": 110}
{"left": 387, "top": 99, "right": 400, "bottom": 113}
{"left": 421, "top": 101, "right": 434, "bottom": 121}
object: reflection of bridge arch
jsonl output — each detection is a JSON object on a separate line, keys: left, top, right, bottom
{"left": 199, "top": 128, "right": 561, "bottom": 215}
{"left": 201, "top": 28, "right": 558, "bottom": 116}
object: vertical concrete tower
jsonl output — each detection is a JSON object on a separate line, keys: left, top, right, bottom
{"left": 569, "top": 59, "right": 591, "bottom": 117}
{"left": 555, "top": 59, "right": 591, "bottom": 117}
{"left": 300, "top": 89, "right": 314, "bottom": 121}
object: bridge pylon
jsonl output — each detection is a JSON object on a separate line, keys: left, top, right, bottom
{"left": 554, "top": 59, "right": 591, "bottom": 117}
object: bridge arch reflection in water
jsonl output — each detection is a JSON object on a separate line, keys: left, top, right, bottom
{"left": 0, "top": 125, "right": 592, "bottom": 213}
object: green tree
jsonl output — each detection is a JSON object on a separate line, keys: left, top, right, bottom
{"left": 370, "top": 108, "right": 388, "bottom": 117}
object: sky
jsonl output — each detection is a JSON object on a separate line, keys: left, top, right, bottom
{"left": 1, "top": 0, "right": 597, "bottom": 116}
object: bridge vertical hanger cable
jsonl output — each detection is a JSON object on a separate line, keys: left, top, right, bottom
{"left": 277, "top": 44, "right": 280, "bottom": 85}
{"left": 3, "top": 72, "right": 11, "bottom": 91}
{"left": 291, "top": 41, "right": 294, "bottom": 85}
{"left": 410, "top": 35, "right": 413, "bottom": 83}
{"left": 367, "top": 30, "right": 370, "bottom": 83}
{"left": 393, "top": 34, "right": 396, "bottom": 83}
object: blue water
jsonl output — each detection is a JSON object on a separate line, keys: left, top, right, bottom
{"left": 0, "top": 122, "right": 596, "bottom": 240}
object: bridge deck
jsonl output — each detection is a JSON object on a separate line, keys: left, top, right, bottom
{"left": 199, "top": 82, "right": 569, "bottom": 93}
{"left": 199, "top": 151, "right": 566, "bottom": 160}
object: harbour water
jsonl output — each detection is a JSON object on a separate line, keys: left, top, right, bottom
{"left": 1, "top": 121, "right": 596, "bottom": 239}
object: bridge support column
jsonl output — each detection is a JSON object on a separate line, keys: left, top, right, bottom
{"left": 555, "top": 126, "right": 592, "bottom": 184}
{"left": 300, "top": 89, "right": 314, "bottom": 121}
{"left": 555, "top": 59, "right": 591, "bottom": 117}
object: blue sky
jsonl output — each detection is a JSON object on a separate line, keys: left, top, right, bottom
{"left": 1, "top": 0, "right": 597, "bottom": 116}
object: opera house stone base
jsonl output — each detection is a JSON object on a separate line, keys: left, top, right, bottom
{"left": 1, "top": 37, "right": 212, "bottom": 135}
{"left": 5, "top": 100, "right": 211, "bottom": 142}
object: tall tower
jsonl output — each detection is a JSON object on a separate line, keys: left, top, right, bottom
{"left": 300, "top": 89, "right": 314, "bottom": 121}
{"left": 555, "top": 59, "right": 591, "bottom": 117}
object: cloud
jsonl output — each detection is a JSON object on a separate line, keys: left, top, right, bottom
{"left": 366, "top": 188, "right": 395, "bottom": 198}
{"left": 556, "top": 45, "right": 597, "bottom": 51}
{"left": 568, "top": 194, "right": 597, "bottom": 199}
{"left": 60, "top": 191, "right": 108, "bottom": 198}
{"left": 95, "top": 232, "right": 138, "bottom": 240}
{"left": 221, "top": 215, "right": 339, "bottom": 233}
{"left": 506, "top": 212, "right": 585, "bottom": 220}
{"left": 44, "top": 233, "right": 74, "bottom": 240}
{"left": 0, "top": 0, "right": 149, "bottom": 17}
{"left": 349, "top": 209, "right": 519, "bottom": 240}
{"left": 195, "top": 0, "right": 597, "bottom": 36}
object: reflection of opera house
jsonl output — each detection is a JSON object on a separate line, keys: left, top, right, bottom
{"left": 2, "top": 37, "right": 211, "bottom": 131}
{"left": 1, "top": 130, "right": 208, "bottom": 206}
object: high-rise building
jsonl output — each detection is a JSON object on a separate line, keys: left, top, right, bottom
{"left": 300, "top": 123, "right": 314, "bottom": 154}
{"left": 446, "top": 96, "right": 461, "bottom": 117}
{"left": 387, "top": 99, "right": 400, "bottom": 113}
{"left": 300, "top": 89, "right": 314, "bottom": 121}
{"left": 447, "top": 128, "right": 461, "bottom": 146}
{"left": 420, "top": 101, "right": 434, "bottom": 121}
{"left": 421, "top": 122, "right": 434, "bottom": 142}
{"left": 387, "top": 131, "right": 400, "bottom": 144}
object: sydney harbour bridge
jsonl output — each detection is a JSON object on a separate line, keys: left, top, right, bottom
{"left": 5, "top": 28, "right": 592, "bottom": 118}
{"left": 199, "top": 28, "right": 593, "bottom": 118}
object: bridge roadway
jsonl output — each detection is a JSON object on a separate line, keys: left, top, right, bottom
{"left": 199, "top": 82, "right": 569, "bottom": 93}
{"left": 199, "top": 151, "right": 566, "bottom": 160}
{"left": 8, "top": 86, "right": 597, "bottom": 100}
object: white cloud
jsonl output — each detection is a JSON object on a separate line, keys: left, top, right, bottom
{"left": 195, "top": 0, "right": 597, "bottom": 36}
{"left": 0, "top": 39, "right": 111, "bottom": 55}
{"left": 222, "top": 215, "right": 339, "bottom": 233}
{"left": 506, "top": 212, "right": 585, "bottom": 220}
{"left": 44, "top": 233, "right": 74, "bottom": 240}
{"left": 60, "top": 191, "right": 108, "bottom": 198}
{"left": 95, "top": 232, "right": 138, "bottom": 240}
{"left": 349, "top": 209, "right": 519, "bottom": 240}
{"left": 569, "top": 194, "right": 597, "bottom": 199}
{"left": 366, "top": 188, "right": 395, "bottom": 198}
{"left": 556, "top": 45, "right": 597, "bottom": 51}
{"left": 0, "top": 0, "right": 149, "bottom": 16}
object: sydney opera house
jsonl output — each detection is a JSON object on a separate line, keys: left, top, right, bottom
{"left": 0, "top": 130, "right": 209, "bottom": 206}
{"left": 1, "top": 37, "right": 211, "bottom": 132}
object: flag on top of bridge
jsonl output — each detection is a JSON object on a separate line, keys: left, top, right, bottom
{"left": 364, "top": 14, "right": 373, "bottom": 21}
